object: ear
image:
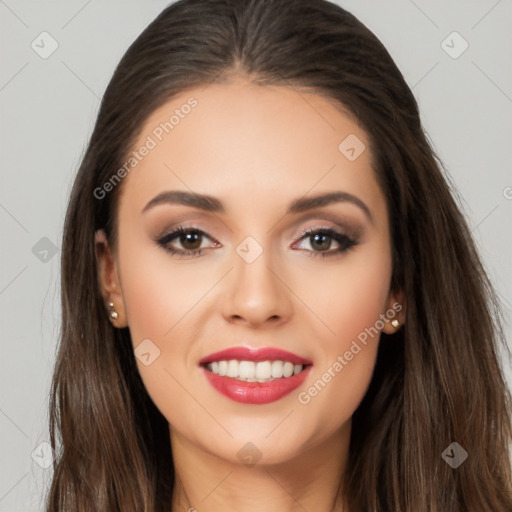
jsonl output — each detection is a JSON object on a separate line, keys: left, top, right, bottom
{"left": 381, "top": 288, "right": 406, "bottom": 335}
{"left": 95, "top": 229, "right": 128, "bottom": 328}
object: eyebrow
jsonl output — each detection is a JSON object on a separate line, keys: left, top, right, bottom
{"left": 142, "top": 190, "right": 373, "bottom": 223}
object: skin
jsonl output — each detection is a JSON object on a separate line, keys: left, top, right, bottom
{"left": 96, "top": 75, "right": 405, "bottom": 512}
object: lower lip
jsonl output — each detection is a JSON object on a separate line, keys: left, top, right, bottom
{"left": 202, "top": 366, "right": 311, "bottom": 404}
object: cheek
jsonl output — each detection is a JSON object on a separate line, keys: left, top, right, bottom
{"left": 118, "top": 235, "right": 212, "bottom": 344}
{"left": 116, "top": 232, "right": 222, "bottom": 423}
{"left": 295, "top": 243, "right": 392, "bottom": 426}
{"left": 297, "top": 240, "right": 392, "bottom": 347}
{"left": 117, "top": 244, "right": 203, "bottom": 431}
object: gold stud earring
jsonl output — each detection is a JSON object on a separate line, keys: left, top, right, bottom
{"left": 108, "top": 301, "right": 118, "bottom": 320}
{"left": 391, "top": 318, "right": 400, "bottom": 329}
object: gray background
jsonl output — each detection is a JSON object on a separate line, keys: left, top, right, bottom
{"left": 1, "top": 0, "right": 511, "bottom": 510}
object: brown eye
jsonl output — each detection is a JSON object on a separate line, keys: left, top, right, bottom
{"left": 308, "top": 232, "right": 333, "bottom": 251}
{"left": 177, "top": 230, "right": 203, "bottom": 250}
{"left": 294, "top": 227, "right": 358, "bottom": 258}
{"left": 156, "top": 227, "right": 217, "bottom": 258}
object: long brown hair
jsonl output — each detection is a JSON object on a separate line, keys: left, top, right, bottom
{"left": 46, "top": 0, "right": 512, "bottom": 510}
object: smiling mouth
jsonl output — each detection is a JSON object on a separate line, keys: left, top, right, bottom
{"left": 202, "top": 359, "right": 310, "bottom": 383}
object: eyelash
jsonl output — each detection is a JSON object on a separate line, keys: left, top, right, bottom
{"left": 155, "top": 225, "right": 358, "bottom": 259}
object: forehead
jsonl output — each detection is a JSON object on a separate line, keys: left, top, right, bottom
{"left": 117, "top": 77, "right": 385, "bottom": 221}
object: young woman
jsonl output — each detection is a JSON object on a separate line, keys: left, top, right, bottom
{"left": 46, "top": 0, "right": 512, "bottom": 510}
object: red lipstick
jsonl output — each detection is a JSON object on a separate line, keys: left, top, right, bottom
{"left": 199, "top": 346, "right": 312, "bottom": 365}
{"left": 199, "top": 346, "right": 312, "bottom": 405}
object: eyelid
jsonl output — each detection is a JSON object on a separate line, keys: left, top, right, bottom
{"left": 157, "top": 225, "right": 218, "bottom": 246}
{"left": 156, "top": 220, "right": 359, "bottom": 245}
{"left": 153, "top": 212, "right": 365, "bottom": 257}
{"left": 290, "top": 218, "right": 362, "bottom": 243}
{"left": 156, "top": 223, "right": 216, "bottom": 241}
{"left": 155, "top": 222, "right": 360, "bottom": 261}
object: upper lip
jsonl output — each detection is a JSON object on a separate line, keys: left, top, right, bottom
{"left": 199, "top": 346, "right": 313, "bottom": 366}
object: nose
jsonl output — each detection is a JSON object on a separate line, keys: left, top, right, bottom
{"left": 221, "top": 248, "right": 293, "bottom": 329}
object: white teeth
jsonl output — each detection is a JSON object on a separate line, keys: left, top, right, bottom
{"left": 218, "top": 360, "right": 228, "bottom": 376}
{"left": 256, "top": 361, "right": 272, "bottom": 379}
{"left": 226, "top": 360, "right": 238, "bottom": 378}
{"left": 239, "top": 360, "right": 255, "bottom": 379}
{"left": 206, "top": 359, "right": 305, "bottom": 381}
{"left": 283, "top": 362, "right": 294, "bottom": 377}
{"left": 271, "top": 360, "right": 283, "bottom": 378}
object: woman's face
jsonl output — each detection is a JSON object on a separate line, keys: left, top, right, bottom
{"left": 97, "top": 76, "right": 403, "bottom": 465}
